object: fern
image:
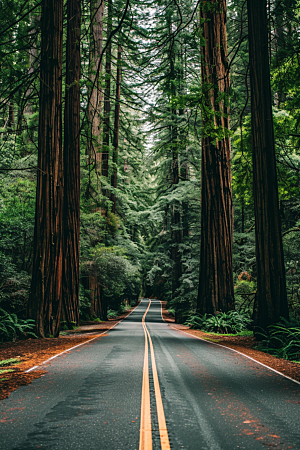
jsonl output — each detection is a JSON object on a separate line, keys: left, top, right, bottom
{"left": 256, "top": 321, "right": 300, "bottom": 361}
{"left": 0, "top": 358, "right": 21, "bottom": 366}
{"left": 0, "top": 308, "right": 36, "bottom": 342}
{"left": 184, "top": 310, "right": 252, "bottom": 334}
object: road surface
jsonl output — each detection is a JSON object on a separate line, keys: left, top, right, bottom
{"left": 1, "top": 299, "right": 300, "bottom": 449}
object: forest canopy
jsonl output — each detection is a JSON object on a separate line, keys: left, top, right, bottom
{"left": 1, "top": 0, "right": 300, "bottom": 342}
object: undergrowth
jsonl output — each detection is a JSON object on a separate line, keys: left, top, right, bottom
{"left": 0, "top": 308, "right": 36, "bottom": 342}
{"left": 0, "top": 358, "right": 21, "bottom": 366}
{"left": 184, "top": 310, "right": 252, "bottom": 334}
{"left": 256, "top": 318, "right": 300, "bottom": 361}
{"left": 107, "top": 302, "right": 131, "bottom": 319}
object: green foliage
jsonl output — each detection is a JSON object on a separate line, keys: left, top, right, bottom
{"left": 107, "top": 309, "right": 119, "bottom": 319}
{"left": 184, "top": 310, "right": 253, "bottom": 334}
{"left": 79, "top": 245, "right": 142, "bottom": 315}
{"left": 107, "top": 302, "right": 131, "bottom": 319}
{"left": 0, "top": 170, "right": 35, "bottom": 313}
{"left": 78, "top": 284, "right": 92, "bottom": 321}
{"left": 234, "top": 277, "right": 257, "bottom": 311}
{"left": 94, "top": 246, "right": 140, "bottom": 301}
{"left": 0, "top": 308, "right": 36, "bottom": 342}
{"left": 166, "top": 308, "right": 175, "bottom": 317}
{"left": 0, "top": 358, "right": 21, "bottom": 366}
{"left": 256, "top": 318, "right": 300, "bottom": 361}
{"left": 0, "top": 369, "right": 15, "bottom": 375}
{"left": 283, "top": 223, "right": 300, "bottom": 320}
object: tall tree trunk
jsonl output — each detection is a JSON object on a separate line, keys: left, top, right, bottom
{"left": 197, "top": 0, "right": 234, "bottom": 315}
{"left": 25, "top": 16, "right": 38, "bottom": 116}
{"left": 111, "top": 44, "right": 122, "bottom": 214}
{"left": 87, "top": 0, "right": 104, "bottom": 170}
{"left": 28, "top": 0, "right": 63, "bottom": 338}
{"left": 171, "top": 120, "right": 182, "bottom": 305}
{"left": 181, "top": 158, "right": 189, "bottom": 240}
{"left": 62, "top": 0, "right": 81, "bottom": 328}
{"left": 7, "top": 101, "right": 14, "bottom": 130}
{"left": 102, "top": 0, "right": 112, "bottom": 182}
{"left": 85, "top": 0, "right": 104, "bottom": 320}
{"left": 171, "top": 149, "right": 182, "bottom": 303}
{"left": 247, "top": 0, "right": 289, "bottom": 330}
{"left": 167, "top": 17, "right": 182, "bottom": 309}
{"left": 179, "top": 44, "right": 189, "bottom": 240}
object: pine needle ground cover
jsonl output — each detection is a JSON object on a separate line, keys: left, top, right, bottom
{"left": 0, "top": 307, "right": 135, "bottom": 401}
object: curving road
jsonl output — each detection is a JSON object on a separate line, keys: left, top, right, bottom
{"left": 1, "top": 299, "right": 300, "bottom": 449}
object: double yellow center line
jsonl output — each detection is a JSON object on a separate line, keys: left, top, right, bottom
{"left": 139, "top": 300, "right": 171, "bottom": 450}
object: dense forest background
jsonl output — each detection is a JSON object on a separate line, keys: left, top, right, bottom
{"left": 1, "top": 0, "right": 300, "bottom": 350}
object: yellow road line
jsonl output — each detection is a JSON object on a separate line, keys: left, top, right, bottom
{"left": 139, "top": 300, "right": 171, "bottom": 450}
{"left": 139, "top": 301, "right": 152, "bottom": 450}
{"left": 146, "top": 327, "right": 171, "bottom": 450}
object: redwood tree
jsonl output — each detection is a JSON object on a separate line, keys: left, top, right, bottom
{"left": 197, "top": 0, "right": 234, "bottom": 314}
{"left": 85, "top": 0, "right": 105, "bottom": 321}
{"left": 88, "top": 0, "right": 104, "bottom": 168}
{"left": 62, "top": 0, "right": 81, "bottom": 327}
{"left": 247, "top": 0, "right": 289, "bottom": 330}
{"left": 28, "top": 0, "right": 63, "bottom": 337}
{"left": 102, "top": 0, "right": 112, "bottom": 182}
{"left": 111, "top": 43, "right": 122, "bottom": 214}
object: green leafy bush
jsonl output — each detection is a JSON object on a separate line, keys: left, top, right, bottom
{"left": 107, "top": 309, "right": 119, "bottom": 319}
{"left": 184, "top": 310, "right": 252, "bottom": 334}
{"left": 256, "top": 319, "right": 300, "bottom": 361}
{"left": 93, "top": 245, "right": 141, "bottom": 309}
{"left": 0, "top": 308, "right": 36, "bottom": 342}
{"left": 107, "top": 302, "right": 131, "bottom": 320}
{"left": 234, "top": 278, "right": 256, "bottom": 310}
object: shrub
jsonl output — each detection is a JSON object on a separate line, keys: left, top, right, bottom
{"left": 93, "top": 245, "right": 141, "bottom": 310}
{"left": 107, "top": 309, "right": 119, "bottom": 319}
{"left": 256, "top": 318, "right": 300, "bottom": 361}
{"left": 0, "top": 308, "right": 36, "bottom": 342}
{"left": 234, "top": 278, "right": 256, "bottom": 311}
{"left": 184, "top": 309, "right": 252, "bottom": 334}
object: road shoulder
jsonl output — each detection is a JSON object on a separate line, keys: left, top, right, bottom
{"left": 0, "top": 306, "right": 136, "bottom": 401}
{"left": 160, "top": 301, "right": 300, "bottom": 383}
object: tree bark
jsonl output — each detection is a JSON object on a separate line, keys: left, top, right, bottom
{"left": 179, "top": 44, "right": 189, "bottom": 240}
{"left": 102, "top": 0, "right": 112, "bottom": 181}
{"left": 28, "top": 0, "right": 63, "bottom": 338}
{"left": 62, "top": 0, "right": 81, "bottom": 328}
{"left": 82, "top": 273, "right": 105, "bottom": 320}
{"left": 25, "top": 15, "right": 38, "bottom": 116}
{"left": 87, "top": 0, "right": 104, "bottom": 170}
{"left": 7, "top": 102, "right": 14, "bottom": 130}
{"left": 166, "top": 17, "right": 182, "bottom": 307}
{"left": 197, "top": 0, "right": 234, "bottom": 315}
{"left": 247, "top": 0, "right": 289, "bottom": 330}
{"left": 111, "top": 44, "right": 122, "bottom": 214}
{"left": 85, "top": 0, "right": 104, "bottom": 310}
{"left": 171, "top": 153, "right": 182, "bottom": 303}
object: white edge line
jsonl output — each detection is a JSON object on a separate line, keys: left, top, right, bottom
{"left": 159, "top": 300, "right": 300, "bottom": 387}
{"left": 25, "top": 303, "right": 140, "bottom": 373}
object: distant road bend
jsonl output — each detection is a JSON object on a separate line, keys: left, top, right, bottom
{"left": 1, "top": 299, "right": 300, "bottom": 449}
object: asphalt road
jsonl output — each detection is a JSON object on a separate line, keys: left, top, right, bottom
{"left": 1, "top": 299, "right": 300, "bottom": 450}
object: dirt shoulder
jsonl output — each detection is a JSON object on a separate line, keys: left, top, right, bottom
{"left": 0, "top": 306, "right": 137, "bottom": 401}
{"left": 160, "top": 301, "right": 300, "bottom": 384}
